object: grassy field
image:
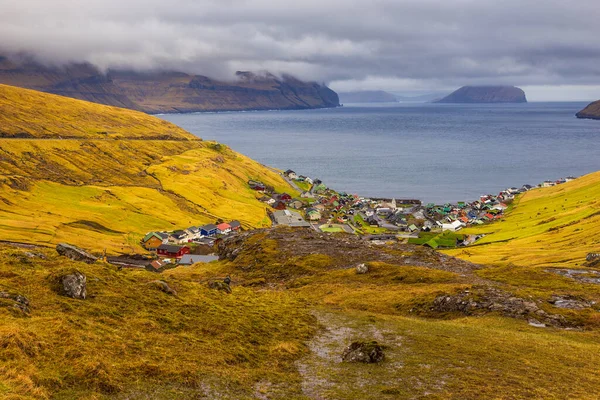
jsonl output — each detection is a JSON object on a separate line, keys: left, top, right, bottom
{"left": 0, "top": 85, "right": 296, "bottom": 253}
{"left": 445, "top": 171, "right": 600, "bottom": 268}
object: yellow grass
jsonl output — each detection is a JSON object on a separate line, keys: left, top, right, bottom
{"left": 0, "top": 85, "right": 296, "bottom": 253}
{"left": 445, "top": 171, "right": 600, "bottom": 268}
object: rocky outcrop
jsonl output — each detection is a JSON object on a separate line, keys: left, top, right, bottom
{"left": 58, "top": 271, "right": 87, "bottom": 299}
{"left": 341, "top": 341, "right": 385, "bottom": 363}
{"left": 435, "top": 86, "right": 527, "bottom": 103}
{"left": 430, "top": 287, "right": 567, "bottom": 327}
{"left": 355, "top": 263, "right": 369, "bottom": 274}
{"left": 56, "top": 243, "right": 97, "bottom": 264}
{"left": 0, "top": 291, "right": 30, "bottom": 315}
{"left": 208, "top": 280, "right": 232, "bottom": 294}
{"left": 0, "top": 57, "right": 339, "bottom": 113}
{"left": 576, "top": 100, "right": 600, "bottom": 120}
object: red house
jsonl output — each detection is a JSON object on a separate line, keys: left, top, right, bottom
{"left": 157, "top": 244, "right": 190, "bottom": 259}
{"left": 278, "top": 193, "right": 292, "bottom": 201}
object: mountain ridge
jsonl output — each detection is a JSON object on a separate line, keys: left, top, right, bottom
{"left": 576, "top": 99, "right": 600, "bottom": 120}
{"left": 435, "top": 85, "right": 527, "bottom": 103}
{"left": 0, "top": 57, "right": 339, "bottom": 113}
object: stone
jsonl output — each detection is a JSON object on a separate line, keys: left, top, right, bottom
{"left": 342, "top": 340, "right": 385, "bottom": 363}
{"left": 148, "top": 280, "right": 177, "bottom": 295}
{"left": 355, "top": 263, "right": 369, "bottom": 274}
{"left": 60, "top": 272, "right": 87, "bottom": 299}
{"left": 208, "top": 281, "right": 232, "bottom": 294}
{"left": 56, "top": 243, "right": 97, "bottom": 264}
{"left": 0, "top": 291, "right": 30, "bottom": 315}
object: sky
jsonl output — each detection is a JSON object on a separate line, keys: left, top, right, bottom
{"left": 1, "top": 0, "right": 600, "bottom": 101}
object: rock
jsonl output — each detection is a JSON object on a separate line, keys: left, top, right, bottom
{"left": 0, "top": 291, "right": 30, "bottom": 315}
{"left": 208, "top": 281, "right": 232, "bottom": 294}
{"left": 528, "top": 319, "right": 546, "bottom": 328}
{"left": 24, "top": 251, "right": 47, "bottom": 259}
{"left": 355, "top": 263, "right": 369, "bottom": 274}
{"left": 60, "top": 271, "right": 87, "bottom": 299}
{"left": 56, "top": 243, "right": 97, "bottom": 264}
{"left": 148, "top": 280, "right": 177, "bottom": 296}
{"left": 342, "top": 340, "right": 385, "bottom": 363}
{"left": 548, "top": 295, "right": 591, "bottom": 310}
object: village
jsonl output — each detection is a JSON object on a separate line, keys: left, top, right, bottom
{"left": 139, "top": 168, "right": 578, "bottom": 268}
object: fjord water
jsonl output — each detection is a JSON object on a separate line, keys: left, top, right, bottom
{"left": 161, "top": 102, "right": 600, "bottom": 204}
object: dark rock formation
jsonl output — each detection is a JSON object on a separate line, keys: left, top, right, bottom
{"left": 576, "top": 100, "right": 600, "bottom": 120}
{"left": 148, "top": 280, "right": 177, "bottom": 296}
{"left": 342, "top": 341, "right": 385, "bottom": 363}
{"left": 435, "top": 86, "right": 527, "bottom": 103}
{"left": 58, "top": 271, "right": 87, "bottom": 299}
{"left": 338, "top": 90, "right": 397, "bottom": 103}
{"left": 0, "top": 56, "right": 339, "bottom": 113}
{"left": 56, "top": 243, "right": 97, "bottom": 264}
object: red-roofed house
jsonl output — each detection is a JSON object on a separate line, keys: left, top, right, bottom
{"left": 217, "top": 223, "right": 231, "bottom": 234}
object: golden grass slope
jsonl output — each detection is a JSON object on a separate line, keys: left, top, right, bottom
{"left": 0, "top": 84, "right": 193, "bottom": 139}
{"left": 446, "top": 171, "right": 600, "bottom": 268}
{"left": 0, "top": 84, "right": 295, "bottom": 252}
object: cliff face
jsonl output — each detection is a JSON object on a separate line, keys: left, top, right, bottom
{"left": 435, "top": 86, "right": 527, "bottom": 103}
{"left": 576, "top": 100, "right": 600, "bottom": 120}
{"left": 0, "top": 57, "right": 339, "bottom": 113}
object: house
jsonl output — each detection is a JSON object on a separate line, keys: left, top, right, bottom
{"left": 171, "top": 229, "right": 190, "bottom": 244}
{"left": 289, "top": 200, "right": 304, "bottom": 209}
{"left": 186, "top": 226, "right": 201, "bottom": 240}
{"left": 272, "top": 200, "right": 287, "bottom": 210}
{"left": 178, "top": 254, "right": 219, "bottom": 265}
{"left": 229, "top": 220, "right": 241, "bottom": 231}
{"left": 272, "top": 210, "right": 311, "bottom": 227}
{"left": 200, "top": 224, "right": 218, "bottom": 237}
{"left": 278, "top": 193, "right": 292, "bottom": 201}
{"left": 408, "top": 224, "right": 418, "bottom": 233}
{"left": 541, "top": 180, "right": 556, "bottom": 188}
{"left": 306, "top": 208, "right": 322, "bottom": 221}
{"left": 305, "top": 177, "right": 314, "bottom": 184}
{"left": 157, "top": 244, "right": 190, "bottom": 259}
{"left": 441, "top": 220, "right": 464, "bottom": 231}
{"left": 248, "top": 180, "right": 266, "bottom": 191}
{"left": 142, "top": 232, "right": 169, "bottom": 250}
{"left": 283, "top": 169, "right": 298, "bottom": 179}
{"left": 147, "top": 259, "right": 166, "bottom": 271}
{"left": 217, "top": 222, "right": 231, "bottom": 235}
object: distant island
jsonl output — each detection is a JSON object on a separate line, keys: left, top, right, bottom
{"left": 435, "top": 86, "right": 527, "bottom": 103}
{"left": 0, "top": 55, "right": 339, "bottom": 113}
{"left": 338, "top": 90, "right": 397, "bottom": 103}
{"left": 576, "top": 100, "right": 600, "bottom": 120}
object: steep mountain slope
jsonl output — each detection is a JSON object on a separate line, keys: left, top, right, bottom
{"left": 0, "top": 57, "right": 339, "bottom": 113}
{"left": 436, "top": 86, "right": 527, "bottom": 103}
{"left": 0, "top": 84, "right": 294, "bottom": 252}
{"left": 576, "top": 99, "right": 600, "bottom": 120}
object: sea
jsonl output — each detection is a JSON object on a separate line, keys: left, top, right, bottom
{"left": 160, "top": 102, "right": 600, "bottom": 204}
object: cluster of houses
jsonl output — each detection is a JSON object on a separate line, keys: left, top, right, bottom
{"left": 141, "top": 220, "right": 241, "bottom": 261}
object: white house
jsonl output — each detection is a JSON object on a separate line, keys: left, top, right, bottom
{"left": 441, "top": 220, "right": 464, "bottom": 232}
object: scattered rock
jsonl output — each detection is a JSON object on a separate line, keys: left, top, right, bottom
{"left": 0, "top": 291, "right": 30, "bottom": 315}
{"left": 148, "top": 280, "right": 177, "bottom": 295}
{"left": 528, "top": 319, "right": 546, "bottom": 328}
{"left": 208, "top": 281, "right": 232, "bottom": 294}
{"left": 548, "top": 295, "right": 592, "bottom": 310}
{"left": 355, "top": 263, "right": 369, "bottom": 274}
{"left": 59, "top": 271, "right": 87, "bottom": 299}
{"left": 341, "top": 340, "right": 385, "bottom": 363}
{"left": 56, "top": 243, "right": 97, "bottom": 264}
{"left": 24, "top": 251, "right": 47, "bottom": 259}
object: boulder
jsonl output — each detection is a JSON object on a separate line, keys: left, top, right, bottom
{"left": 208, "top": 281, "right": 232, "bottom": 294}
{"left": 355, "top": 263, "right": 369, "bottom": 274}
{"left": 60, "top": 271, "right": 87, "bottom": 299}
{"left": 56, "top": 243, "right": 97, "bottom": 264}
{"left": 342, "top": 340, "right": 385, "bottom": 363}
{"left": 148, "top": 280, "right": 177, "bottom": 296}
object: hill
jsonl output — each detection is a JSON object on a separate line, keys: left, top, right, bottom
{"left": 338, "top": 90, "right": 397, "bottom": 103}
{"left": 0, "top": 84, "right": 295, "bottom": 252}
{"left": 435, "top": 86, "right": 527, "bottom": 103}
{"left": 576, "top": 100, "right": 600, "bottom": 120}
{"left": 0, "top": 57, "right": 339, "bottom": 113}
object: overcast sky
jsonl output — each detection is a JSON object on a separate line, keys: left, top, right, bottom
{"left": 2, "top": 0, "right": 600, "bottom": 100}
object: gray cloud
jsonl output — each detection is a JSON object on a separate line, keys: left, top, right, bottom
{"left": 1, "top": 0, "right": 600, "bottom": 99}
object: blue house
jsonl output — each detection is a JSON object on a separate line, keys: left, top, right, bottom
{"left": 200, "top": 224, "right": 218, "bottom": 237}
